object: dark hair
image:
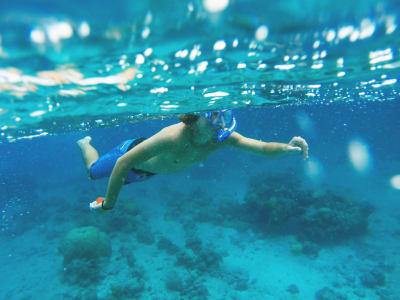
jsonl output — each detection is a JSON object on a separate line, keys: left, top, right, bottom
{"left": 177, "top": 114, "right": 200, "bottom": 125}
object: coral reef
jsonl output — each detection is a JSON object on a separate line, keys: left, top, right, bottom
{"left": 241, "top": 174, "right": 373, "bottom": 244}
{"left": 58, "top": 226, "right": 111, "bottom": 285}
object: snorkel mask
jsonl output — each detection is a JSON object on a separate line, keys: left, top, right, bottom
{"left": 201, "top": 109, "right": 237, "bottom": 142}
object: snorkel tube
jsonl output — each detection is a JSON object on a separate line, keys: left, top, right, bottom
{"left": 201, "top": 110, "right": 237, "bottom": 142}
{"left": 216, "top": 114, "right": 236, "bottom": 142}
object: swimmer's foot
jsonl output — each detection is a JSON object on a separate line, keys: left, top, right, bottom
{"left": 77, "top": 136, "right": 92, "bottom": 148}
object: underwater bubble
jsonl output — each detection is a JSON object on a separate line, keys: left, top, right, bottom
{"left": 274, "top": 64, "right": 295, "bottom": 70}
{"left": 385, "top": 15, "right": 397, "bottom": 34}
{"left": 144, "top": 48, "right": 153, "bottom": 56}
{"left": 30, "top": 29, "right": 46, "bottom": 44}
{"left": 295, "top": 111, "right": 315, "bottom": 137}
{"left": 304, "top": 157, "right": 324, "bottom": 181}
{"left": 369, "top": 48, "right": 393, "bottom": 65}
{"left": 204, "top": 91, "right": 229, "bottom": 97}
{"left": 338, "top": 25, "right": 354, "bottom": 39}
{"left": 390, "top": 175, "right": 400, "bottom": 190}
{"left": 213, "top": 40, "right": 226, "bottom": 51}
{"left": 142, "top": 27, "right": 151, "bottom": 39}
{"left": 348, "top": 139, "right": 372, "bottom": 173}
{"left": 350, "top": 29, "right": 360, "bottom": 42}
{"left": 255, "top": 25, "right": 268, "bottom": 41}
{"left": 135, "top": 54, "right": 145, "bottom": 64}
{"left": 232, "top": 39, "right": 238, "bottom": 47}
{"left": 47, "top": 21, "right": 73, "bottom": 43}
{"left": 311, "top": 63, "right": 323, "bottom": 69}
{"left": 150, "top": 87, "right": 168, "bottom": 94}
{"left": 78, "top": 21, "right": 90, "bottom": 38}
{"left": 359, "top": 18, "right": 375, "bottom": 40}
{"left": 203, "top": 0, "right": 229, "bottom": 13}
{"left": 326, "top": 29, "right": 336, "bottom": 42}
{"left": 337, "top": 71, "right": 346, "bottom": 77}
{"left": 29, "top": 110, "right": 46, "bottom": 117}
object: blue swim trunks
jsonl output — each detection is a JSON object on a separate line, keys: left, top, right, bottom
{"left": 89, "top": 137, "right": 156, "bottom": 184}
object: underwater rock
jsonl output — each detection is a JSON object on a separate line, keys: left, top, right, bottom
{"left": 135, "top": 224, "right": 155, "bottom": 244}
{"left": 231, "top": 272, "right": 249, "bottom": 291}
{"left": 223, "top": 265, "right": 250, "bottom": 291}
{"left": 120, "top": 201, "right": 140, "bottom": 217}
{"left": 235, "top": 279, "right": 249, "bottom": 291}
{"left": 290, "top": 241, "right": 320, "bottom": 257}
{"left": 185, "top": 236, "right": 203, "bottom": 254}
{"left": 375, "top": 288, "right": 395, "bottom": 300}
{"left": 157, "top": 237, "right": 180, "bottom": 255}
{"left": 182, "top": 275, "right": 210, "bottom": 299}
{"left": 184, "top": 235, "right": 222, "bottom": 272}
{"left": 58, "top": 226, "right": 111, "bottom": 285}
{"left": 360, "top": 267, "right": 385, "bottom": 288}
{"left": 120, "top": 246, "right": 136, "bottom": 268}
{"left": 290, "top": 242, "right": 303, "bottom": 255}
{"left": 165, "top": 271, "right": 185, "bottom": 292}
{"left": 100, "top": 210, "right": 139, "bottom": 234}
{"left": 195, "top": 246, "right": 223, "bottom": 273}
{"left": 164, "top": 271, "right": 210, "bottom": 299}
{"left": 353, "top": 288, "right": 366, "bottom": 297}
{"left": 107, "top": 278, "right": 144, "bottom": 299}
{"left": 287, "top": 284, "right": 299, "bottom": 294}
{"left": 301, "top": 241, "right": 321, "bottom": 257}
{"left": 315, "top": 287, "right": 347, "bottom": 300}
{"left": 176, "top": 239, "right": 222, "bottom": 275}
{"left": 60, "top": 258, "right": 101, "bottom": 286}
{"left": 184, "top": 283, "right": 209, "bottom": 299}
{"left": 175, "top": 250, "right": 196, "bottom": 268}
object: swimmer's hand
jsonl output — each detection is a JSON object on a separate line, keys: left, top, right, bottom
{"left": 89, "top": 197, "right": 113, "bottom": 213}
{"left": 287, "top": 136, "right": 309, "bottom": 160}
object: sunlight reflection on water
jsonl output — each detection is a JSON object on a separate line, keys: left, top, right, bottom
{"left": 0, "top": 0, "right": 399, "bottom": 141}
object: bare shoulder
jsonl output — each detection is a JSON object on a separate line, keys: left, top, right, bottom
{"left": 158, "top": 123, "right": 184, "bottom": 135}
{"left": 143, "top": 123, "right": 183, "bottom": 148}
{"left": 153, "top": 123, "right": 184, "bottom": 141}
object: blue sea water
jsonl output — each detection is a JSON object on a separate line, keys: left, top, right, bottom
{"left": 1, "top": 0, "right": 400, "bottom": 299}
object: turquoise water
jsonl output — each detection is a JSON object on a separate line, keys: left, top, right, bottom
{"left": 1, "top": 0, "right": 400, "bottom": 299}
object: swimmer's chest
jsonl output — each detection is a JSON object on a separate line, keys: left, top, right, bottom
{"left": 142, "top": 143, "right": 217, "bottom": 172}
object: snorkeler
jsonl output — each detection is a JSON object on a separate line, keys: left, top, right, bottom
{"left": 77, "top": 110, "right": 309, "bottom": 212}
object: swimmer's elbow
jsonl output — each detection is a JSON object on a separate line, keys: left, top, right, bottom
{"left": 115, "top": 156, "right": 133, "bottom": 173}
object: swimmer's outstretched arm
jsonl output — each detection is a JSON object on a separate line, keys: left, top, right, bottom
{"left": 90, "top": 130, "right": 173, "bottom": 212}
{"left": 226, "top": 132, "right": 309, "bottom": 160}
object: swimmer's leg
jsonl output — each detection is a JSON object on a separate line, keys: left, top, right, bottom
{"left": 77, "top": 136, "right": 99, "bottom": 178}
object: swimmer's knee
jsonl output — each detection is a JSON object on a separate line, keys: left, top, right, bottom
{"left": 87, "top": 164, "right": 96, "bottom": 180}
